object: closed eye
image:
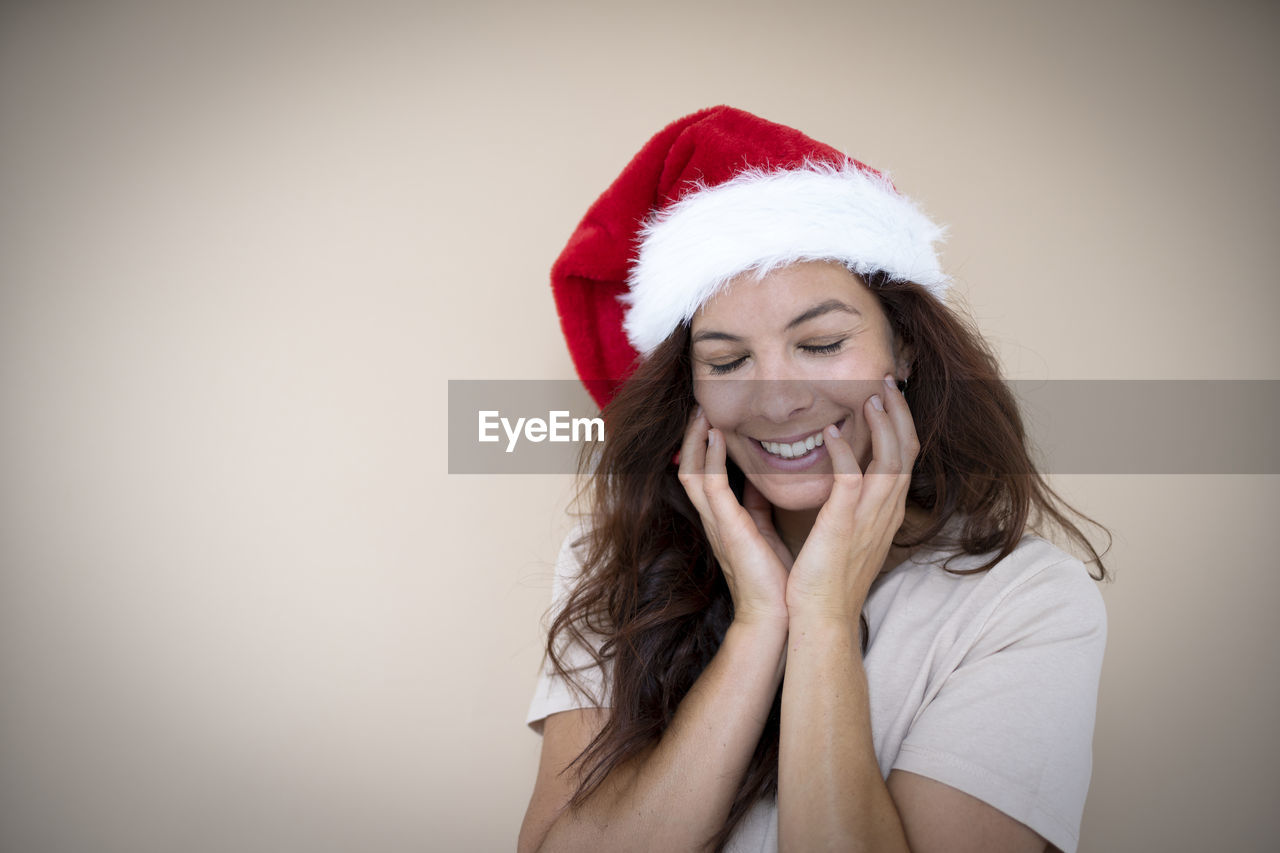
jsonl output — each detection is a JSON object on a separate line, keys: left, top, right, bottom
{"left": 800, "top": 339, "right": 846, "bottom": 356}
{"left": 707, "top": 356, "right": 748, "bottom": 375}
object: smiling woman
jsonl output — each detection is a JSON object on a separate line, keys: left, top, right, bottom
{"left": 519, "top": 106, "right": 1109, "bottom": 853}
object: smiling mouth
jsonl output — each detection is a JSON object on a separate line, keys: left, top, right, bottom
{"left": 756, "top": 420, "right": 844, "bottom": 460}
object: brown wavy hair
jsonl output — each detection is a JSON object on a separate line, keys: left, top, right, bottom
{"left": 545, "top": 274, "right": 1111, "bottom": 850}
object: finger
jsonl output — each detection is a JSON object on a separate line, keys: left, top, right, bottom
{"left": 701, "top": 427, "right": 731, "bottom": 497}
{"left": 824, "top": 422, "right": 861, "bottom": 479}
{"left": 822, "top": 423, "right": 865, "bottom": 516}
{"left": 703, "top": 428, "right": 748, "bottom": 523}
{"left": 881, "top": 374, "right": 921, "bottom": 467}
{"left": 873, "top": 379, "right": 917, "bottom": 533}
{"left": 862, "top": 390, "right": 904, "bottom": 482}
{"left": 679, "top": 408, "right": 709, "bottom": 473}
{"left": 677, "top": 409, "right": 712, "bottom": 516}
{"left": 703, "top": 426, "right": 727, "bottom": 477}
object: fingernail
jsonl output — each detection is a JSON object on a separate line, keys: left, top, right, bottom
{"left": 825, "top": 424, "right": 840, "bottom": 439}
{"left": 884, "top": 374, "right": 895, "bottom": 388}
{"left": 871, "top": 394, "right": 884, "bottom": 412}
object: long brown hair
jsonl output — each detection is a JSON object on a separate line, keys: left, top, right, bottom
{"left": 545, "top": 275, "right": 1110, "bottom": 850}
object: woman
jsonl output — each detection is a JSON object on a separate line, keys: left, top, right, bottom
{"left": 520, "top": 106, "right": 1108, "bottom": 853}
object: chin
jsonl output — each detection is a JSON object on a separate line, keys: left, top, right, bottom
{"left": 749, "top": 473, "right": 834, "bottom": 512}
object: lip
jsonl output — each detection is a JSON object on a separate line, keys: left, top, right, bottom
{"left": 751, "top": 418, "right": 846, "bottom": 445}
{"left": 748, "top": 418, "right": 847, "bottom": 470}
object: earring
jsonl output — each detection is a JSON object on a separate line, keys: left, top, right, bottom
{"left": 896, "top": 378, "right": 908, "bottom": 393}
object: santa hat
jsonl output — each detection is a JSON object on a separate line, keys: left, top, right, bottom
{"left": 551, "top": 105, "right": 948, "bottom": 409}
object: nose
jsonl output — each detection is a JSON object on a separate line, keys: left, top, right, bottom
{"left": 753, "top": 358, "right": 815, "bottom": 423}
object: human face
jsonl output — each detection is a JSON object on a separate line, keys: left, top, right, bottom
{"left": 689, "top": 260, "right": 909, "bottom": 512}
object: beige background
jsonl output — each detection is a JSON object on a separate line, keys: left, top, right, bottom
{"left": 2, "top": 1, "right": 1277, "bottom": 850}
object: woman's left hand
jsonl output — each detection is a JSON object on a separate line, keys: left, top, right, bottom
{"left": 785, "top": 375, "right": 920, "bottom": 621}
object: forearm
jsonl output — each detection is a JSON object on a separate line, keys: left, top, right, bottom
{"left": 778, "top": 614, "right": 909, "bottom": 853}
{"left": 539, "top": 617, "right": 787, "bottom": 852}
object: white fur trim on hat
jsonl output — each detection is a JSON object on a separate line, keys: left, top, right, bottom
{"left": 620, "top": 161, "right": 948, "bottom": 356}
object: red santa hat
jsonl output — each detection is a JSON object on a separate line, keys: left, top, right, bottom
{"left": 551, "top": 105, "right": 948, "bottom": 409}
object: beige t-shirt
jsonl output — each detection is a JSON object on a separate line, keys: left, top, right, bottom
{"left": 527, "top": 529, "right": 1107, "bottom": 853}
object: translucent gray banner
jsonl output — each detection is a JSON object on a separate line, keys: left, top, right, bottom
{"left": 448, "top": 380, "right": 601, "bottom": 474}
{"left": 448, "top": 380, "right": 1280, "bottom": 474}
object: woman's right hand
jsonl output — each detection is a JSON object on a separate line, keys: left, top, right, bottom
{"left": 677, "top": 409, "right": 791, "bottom": 628}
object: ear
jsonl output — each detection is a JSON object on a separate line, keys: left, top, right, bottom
{"left": 893, "top": 337, "right": 914, "bottom": 382}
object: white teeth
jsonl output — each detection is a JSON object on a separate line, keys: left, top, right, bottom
{"left": 761, "top": 428, "right": 829, "bottom": 459}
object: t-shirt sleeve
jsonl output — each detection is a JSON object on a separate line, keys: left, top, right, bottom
{"left": 525, "top": 528, "right": 612, "bottom": 733}
{"left": 890, "top": 557, "right": 1107, "bottom": 853}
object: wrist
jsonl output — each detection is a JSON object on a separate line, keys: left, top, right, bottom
{"left": 730, "top": 605, "right": 790, "bottom": 635}
{"left": 724, "top": 614, "right": 789, "bottom": 683}
{"left": 785, "top": 606, "right": 863, "bottom": 640}
{"left": 784, "top": 588, "right": 868, "bottom": 624}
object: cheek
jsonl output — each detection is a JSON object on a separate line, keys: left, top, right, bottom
{"left": 813, "top": 376, "right": 881, "bottom": 413}
{"left": 835, "top": 342, "right": 898, "bottom": 379}
{"left": 692, "top": 379, "right": 751, "bottom": 427}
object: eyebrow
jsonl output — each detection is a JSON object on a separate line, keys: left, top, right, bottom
{"left": 691, "top": 299, "right": 862, "bottom": 344}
